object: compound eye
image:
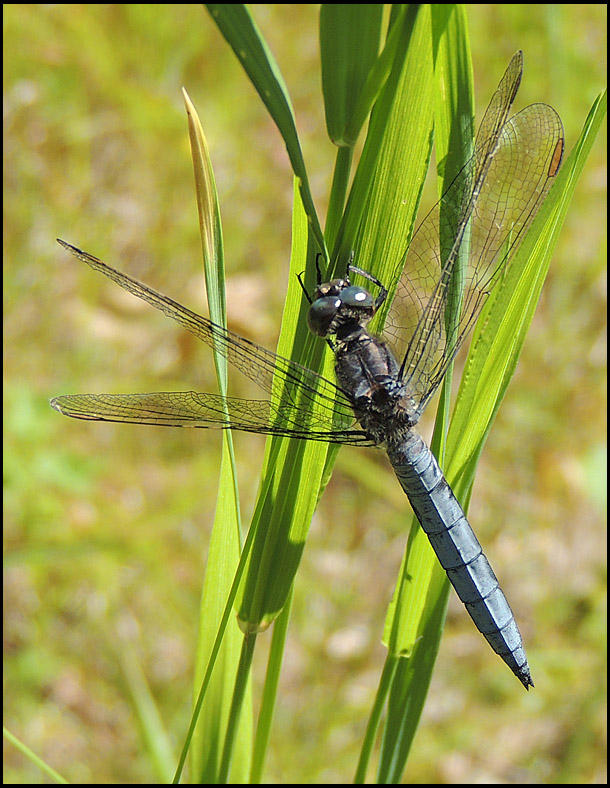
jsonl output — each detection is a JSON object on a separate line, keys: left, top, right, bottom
{"left": 340, "top": 286, "right": 374, "bottom": 310}
{"left": 307, "top": 296, "right": 341, "bottom": 337}
{"left": 316, "top": 278, "right": 347, "bottom": 299}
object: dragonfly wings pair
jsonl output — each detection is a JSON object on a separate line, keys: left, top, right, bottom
{"left": 53, "top": 52, "right": 563, "bottom": 441}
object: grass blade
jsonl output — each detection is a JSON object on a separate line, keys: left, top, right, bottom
{"left": 332, "top": 5, "right": 435, "bottom": 278}
{"left": 319, "top": 4, "right": 384, "bottom": 146}
{"left": 3, "top": 727, "right": 69, "bottom": 785}
{"left": 182, "top": 90, "right": 252, "bottom": 782}
{"left": 119, "top": 644, "right": 176, "bottom": 782}
{"left": 205, "top": 3, "right": 326, "bottom": 256}
{"left": 249, "top": 586, "right": 293, "bottom": 783}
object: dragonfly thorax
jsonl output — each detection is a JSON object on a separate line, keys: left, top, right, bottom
{"left": 307, "top": 278, "right": 376, "bottom": 339}
{"left": 334, "top": 329, "right": 420, "bottom": 442}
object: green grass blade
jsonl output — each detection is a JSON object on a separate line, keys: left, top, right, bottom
{"left": 342, "top": 6, "right": 411, "bottom": 147}
{"left": 182, "top": 91, "right": 252, "bottom": 783}
{"left": 322, "top": 6, "right": 411, "bottom": 252}
{"left": 118, "top": 644, "right": 176, "bottom": 782}
{"left": 176, "top": 114, "right": 330, "bottom": 778}
{"left": 250, "top": 585, "right": 293, "bottom": 783}
{"left": 319, "top": 4, "right": 384, "bottom": 146}
{"left": 3, "top": 727, "right": 69, "bottom": 785}
{"left": 234, "top": 180, "right": 330, "bottom": 629}
{"left": 378, "top": 583, "right": 449, "bottom": 783}
{"left": 353, "top": 654, "right": 399, "bottom": 783}
{"left": 205, "top": 4, "right": 326, "bottom": 256}
{"left": 332, "top": 5, "right": 435, "bottom": 279}
{"left": 320, "top": 3, "right": 386, "bottom": 243}
{"left": 225, "top": 184, "right": 333, "bottom": 774}
{"left": 428, "top": 4, "right": 474, "bottom": 455}
{"left": 218, "top": 632, "right": 257, "bottom": 782}
{"left": 325, "top": 144, "right": 354, "bottom": 249}
{"left": 173, "top": 497, "right": 262, "bottom": 783}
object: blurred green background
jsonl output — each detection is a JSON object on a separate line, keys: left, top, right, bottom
{"left": 3, "top": 4, "right": 606, "bottom": 784}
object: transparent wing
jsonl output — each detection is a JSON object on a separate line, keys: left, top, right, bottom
{"left": 384, "top": 51, "right": 564, "bottom": 415}
{"left": 54, "top": 240, "right": 365, "bottom": 439}
{"left": 50, "top": 391, "right": 373, "bottom": 445}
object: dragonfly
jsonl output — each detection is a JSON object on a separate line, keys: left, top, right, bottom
{"left": 51, "top": 52, "right": 564, "bottom": 689}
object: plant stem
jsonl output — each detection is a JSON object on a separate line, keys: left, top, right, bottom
{"left": 218, "top": 631, "right": 257, "bottom": 783}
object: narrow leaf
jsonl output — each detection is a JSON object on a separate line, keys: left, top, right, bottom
{"left": 206, "top": 4, "right": 326, "bottom": 255}
{"left": 332, "top": 5, "right": 435, "bottom": 284}
{"left": 320, "top": 4, "right": 383, "bottom": 145}
{"left": 183, "top": 90, "right": 252, "bottom": 783}
{"left": 234, "top": 180, "right": 330, "bottom": 629}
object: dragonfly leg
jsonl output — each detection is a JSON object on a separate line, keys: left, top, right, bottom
{"left": 296, "top": 270, "right": 313, "bottom": 304}
{"left": 314, "top": 251, "right": 326, "bottom": 285}
{"left": 347, "top": 260, "right": 388, "bottom": 311}
{"left": 298, "top": 250, "right": 331, "bottom": 302}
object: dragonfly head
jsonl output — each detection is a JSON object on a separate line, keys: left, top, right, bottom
{"left": 307, "top": 277, "right": 376, "bottom": 338}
